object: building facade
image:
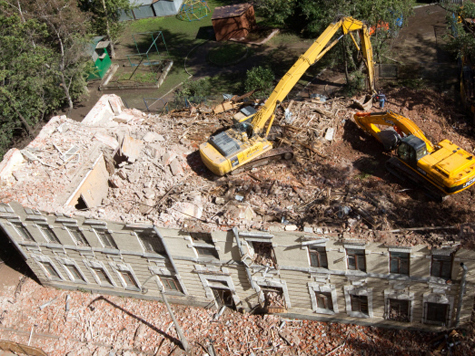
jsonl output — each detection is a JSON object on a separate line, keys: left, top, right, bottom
{"left": 1, "top": 201, "right": 474, "bottom": 331}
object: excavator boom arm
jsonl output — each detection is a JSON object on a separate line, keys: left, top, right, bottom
{"left": 354, "top": 111, "right": 435, "bottom": 152}
{"left": 250, "top": 17, "right": 376, "bottom": 136}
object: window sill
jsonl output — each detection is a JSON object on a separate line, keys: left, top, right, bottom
{"left": 143, "top": 252, "right": 167, "bottom": 259}
{"left": 346, "top": 270, "right": 367, "bottom": 276}
{"left": 95, "top": 247, "right": 120, "bottom": 255}
{"left": 348, "top": 311, "right": 370, "bottom": 319}
{"left": 19, "top": 241, "right": 38, "bottom": 247}
{"left": 163, "top": 290, "right": 185, "bottom": 296}
{"left": 70, "top": 279, "right": 87, "bottom": 285}
{"left": 314, "top": 308, "right": 335, "bottom": 315}
{"left": 98, "top": 283, "right": 115, "bottom": 289}
{"left": 125, "top": 287, "right": 141, "bottom": 292}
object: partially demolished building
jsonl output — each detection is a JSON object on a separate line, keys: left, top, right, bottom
{"left": 0, "top": 94, "right": 474, "bottom": 331}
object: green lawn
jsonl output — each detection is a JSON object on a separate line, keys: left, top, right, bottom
{"left": 116, "top": 1, "right": 230, "bottom": 94}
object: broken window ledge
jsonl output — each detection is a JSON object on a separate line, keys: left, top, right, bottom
{"left": 389, "top": 272, "right": 410, "bottom": 277}
{"left": 64, "top": 245, "right": 92, "bottom": 252}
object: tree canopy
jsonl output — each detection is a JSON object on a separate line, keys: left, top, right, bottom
{"left": 0, "top": 0, "right": 91, "bottom": 157}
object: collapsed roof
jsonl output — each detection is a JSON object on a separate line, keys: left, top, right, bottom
{"left": 0, "top": 93, "right": 473, "bottom": 248}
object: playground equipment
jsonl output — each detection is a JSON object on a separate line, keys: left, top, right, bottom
{"left": 126, "top": 31, "right": 169, "bottom": 68}
{"left": 178, "top": 0, "right": 210, "bottom": 21}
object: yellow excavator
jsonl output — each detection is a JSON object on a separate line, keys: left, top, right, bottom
{"left": 354, "top": 111, "right": 475, "bottom": 199}
{"left": 200, "top": 17, "right": 376, "bottom": 176}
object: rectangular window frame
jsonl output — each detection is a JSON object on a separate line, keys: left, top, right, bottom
{"left": 160, "top": 275, "right": 183, "bottom": 293}
{"left": 119, "top": 270, "right": 139, "bottom": 289}
{"left": 65, "top": 226, "right": 90, "bottom": 247}
{"left": 40, "top": 261, "right": 63, "bottom": 281}
{"left": 315, "top": 291, "right": 333, "bottom": 311}
{"left": 93, "top": 228, "right": 118, "bottom": 249}
{"left": 309, "top": 246, "right": 328, "bottom": 268}
{"left": 350, "top": 295, "right": 369, "bottom": 316}
{"left": 389, "top": 251, "right": 410, "bottom": 275}
{"left": 346, "top": 249, "right": 366, "bottom": 272}
{"left": 11, "top": 221, "right": 35, "bottom": 242}
{"left": 425, "top": 302, "right": 449, "bottom": 325}
{"left": 63, "top": 263, "right": 87, "bottom": 283}
{"left": 431, "top": 254, "right": 453, "bottom": 280}
{"left": 37, "top": 224, "right": 61, "bottom": 244}
{"left": 91, "top": 266, "right": 114, "bottom": 287}
{"left": 387, "top": 298, "right": 410, "bottom": 322}
{"left": 136, "top": 229, "right": 166, "bottom": 257}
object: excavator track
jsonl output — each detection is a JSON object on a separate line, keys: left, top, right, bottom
{"left": 385, "top": 157, "right": 446, "bottom": 202}
{"left": 229, "top": 147, "right": 294, "bottom": 175}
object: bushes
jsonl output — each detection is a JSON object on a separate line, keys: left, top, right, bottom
{"left": 244, "top": 66, "right": 275, "bottom": 96}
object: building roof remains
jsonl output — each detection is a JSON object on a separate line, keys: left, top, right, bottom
{"left": 0, "top": 93, "right": 473, "bottom": 249}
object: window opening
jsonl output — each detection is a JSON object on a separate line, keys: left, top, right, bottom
{"left": 65, "top": 264, "right": 85, "bottom": 282}
{"left": 262, "top": 286, "right": 286, "bottom": 310}
{"left": 211, "top": 288, "right": 235, "bottom": 309}
{"left": 389, "top": 252, "right": 409, "bottom": 275}
{"left": 191, "top": 232, "right": 219, "bottom": 259}
{"left": 347, "top": 249, "right": 366, "bottom": 272}
{"left": 75, "top": 196, "right": 88, "bottom": 210}
{"left": 120, "top": 270, "right": 138, "bottom": 289}
{"left": 350, "top": 295, "right": 369, "bottom": 315}
{"left": 431, "top": 254, "right": 453, "bottom": 280}
{"left": 92, "top": 267, "right": 112, "bottom": 285}
{"left": 315, "top": 292, "right": 333, "bottom": 311}
{"left": 160, "top": 275, "right": 182, "bottom": 293}
{"left": 12, "top": 222, "right": 34, "bottom": 242}
{"left": 426, "top": 302, "right": 448, "bottom": 325}
{"left": 95, "top": 229, "right": 118, "bottom": 249}
{"left": 388, "top": 299, "right": 410, "bottom": 322}
{"left": 41, "top": 261, "right": 61, "bottom": 280}
{"left": 137, "top": 230, "right": 165, "bottom": 256}
{"left": 67, "top": 226, "right": 89, "bottom": 247}
{"left": 251, "top": 241, "right": 277, "bottom": 268}
{"left": 38, "top": 225, "right": 60, "bottom": 244}
{"left": 309, "top": 246, "right": 328, "bottom": 268}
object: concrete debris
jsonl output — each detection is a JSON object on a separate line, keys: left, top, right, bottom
{"left": 0, "top": 268, "right": 471, "bottom": 356}
{"left": 1, "top": 93, "right": 474, "bottom": 248}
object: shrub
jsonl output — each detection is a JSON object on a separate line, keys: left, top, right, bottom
{"left": 244, "top": 66, "right": 275, "bottom": 96}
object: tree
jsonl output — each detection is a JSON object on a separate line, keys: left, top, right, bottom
{"left": 254, "top": 0, "right": 415, "bottom": 87}
{"left": 444, "top": 3, "right": 475, "bottom": 61}
{"left": 79, "top": 0, "right": 133, "bottom": 58}
{"left": 0, "top": 9, "right": 59, "bottom": 156}
{"left": 27, "top": 0, "right": 91, "bottom": 113}
{"left": 245, "top": 66, "right": 275, "bottom": 97}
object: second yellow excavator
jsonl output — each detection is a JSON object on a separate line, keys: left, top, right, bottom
{"left": 200, "top": 16, "right": 375, "bottom": 176}
{"left": 354, "top": 110, "right": 475, "bottom": 199}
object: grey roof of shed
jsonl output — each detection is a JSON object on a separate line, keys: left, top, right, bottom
{"left": 212, "top": 3, "right": 251, "bottom": 20}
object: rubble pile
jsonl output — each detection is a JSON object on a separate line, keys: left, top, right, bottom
{"left": 1, "top": 88, "right": 475, "bottom": 248}
{"left": 1, "top": 277, "right": 471, "bottom": 355}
